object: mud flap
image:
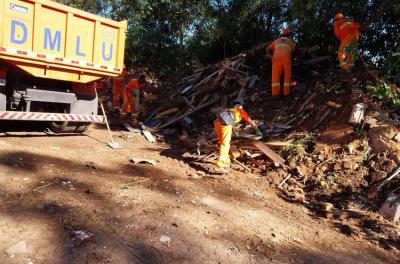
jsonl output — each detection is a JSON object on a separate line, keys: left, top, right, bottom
{"left": 0, "top": 87, "right": 6, "bottom": 111}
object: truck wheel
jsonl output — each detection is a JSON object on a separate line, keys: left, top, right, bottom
{"left": 50, "top": 122, "right": 90, "bottom": 133}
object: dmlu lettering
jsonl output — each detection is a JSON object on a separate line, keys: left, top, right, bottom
{"left": 10, "top": 19, "right": 114, "bottom": 61}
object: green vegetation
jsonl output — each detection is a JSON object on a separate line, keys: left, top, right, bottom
{"left": 282, "top": 133, "right": 316, "bottom": 160}
{"left": 368, "top": 80, "right": 400, "bottom": 111}
{"left": 383, "top": 52, "right": 400, "bottom": 84}
{"left": 56, "top": 0, "right": 400, "bottom": 73}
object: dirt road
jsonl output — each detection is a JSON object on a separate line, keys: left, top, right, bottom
{"left": 0, "top": 124, "right": 398, "bottom": 263}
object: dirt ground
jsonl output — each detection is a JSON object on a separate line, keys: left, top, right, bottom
{"left": 0, "top": 123, "right": 398, "bottom": 264}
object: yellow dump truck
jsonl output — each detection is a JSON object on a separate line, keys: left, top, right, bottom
{"left": 0, "top": 0, "right": 127, "bottom": 132}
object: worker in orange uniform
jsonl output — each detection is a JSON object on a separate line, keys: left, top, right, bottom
{"left": 122, "top": 74, "right": 146, "bottom": 126}
{"left": 266, "top": 28, "right": 296, "bottom": 96}
{"left": 112, "top": 65, "right": 128, "bottom": 112}
{"left": 334, "top": 12, "right": 361, "bottom": 71}
{"left": 213, "top": 101, "right": 262, "bottom": 173}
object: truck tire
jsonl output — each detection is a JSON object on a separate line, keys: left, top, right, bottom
{"left": 50, "top": 121, "right": 90, "bottom": 133}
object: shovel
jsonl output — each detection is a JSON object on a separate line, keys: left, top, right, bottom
{"left": 368, "top": 166, "right": 400, "bottom": 200}
{"left": 95, "top": 89, "right": 122, "bottom": 149}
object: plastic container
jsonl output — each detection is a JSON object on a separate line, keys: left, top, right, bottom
{"left": 348, "top": 103, "right": 368, "bottom": 124}
{"left": 379, "top": 194, "right": 400, "bottom": 222}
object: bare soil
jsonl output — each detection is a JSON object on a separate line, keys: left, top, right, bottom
{"left": 0, "top": 123, "right": 398, "bottom": 264}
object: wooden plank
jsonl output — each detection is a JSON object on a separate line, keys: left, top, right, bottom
{"left": 263, "top": 141, "right": 291, "bottom": 148}
{"left": 313, "top": 108, "right": 333, "bottom": 129}
{"left": 252, "top": 141, "right": 285, "bottom": 166}
{"left": 235, "top": 87, "right": 246, "bottom": 103}
{"left": 155, "top": 108, "right": 180, "bottom": 119}
{"left": 157, "top": 96, "right": 220, "bottom": 129}
{"left": 233, "top": 159, "right": 251, "bottom": 172}
{"left": 302, "top": 56, "right": 330, "bottom": 66}
{"left": 187, "top": 70, "right": 221, "bottom": 93}
{"left": 123, "top": 122, "right": 141, "bottom": 133}
{"left": 248, "top": 75, "right": 258, "bottom": 88}
{"left": 297, "top": 93, "right": 317, "bottom": 114}
{"left": 234, "top": 140, "right": 290, "bottom": 149}
{"left": 182, "top": 96, "right": 194, "bottom": 109}
{"left": 142, "top": 130, "right": 156, "bottom": 143}
{"left": 181, "top": 72, "right": 202, "bottom": 82}
{"left": 226, "top": 66, "right": 247, "bottom": 75}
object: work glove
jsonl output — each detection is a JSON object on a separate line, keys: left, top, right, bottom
{"left": 255, "top": 130, "right": 263, "bottom": 137}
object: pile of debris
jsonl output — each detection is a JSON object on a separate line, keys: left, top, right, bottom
{"left": 144, "top": 44, "right": 336, "bottom": 131}
{"left": 144, "top": 48, "right": 264, "bottom": 131}
{"left": 136, "top": 44, "right": 400, "bottom": 248}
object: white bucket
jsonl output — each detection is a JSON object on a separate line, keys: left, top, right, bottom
{"left": 348, "top": 103, "right": 368, "bottom": 124}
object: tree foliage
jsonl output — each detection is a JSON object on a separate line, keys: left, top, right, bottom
{"left": 56, "top": 0, "right": 400, "bottom": 73}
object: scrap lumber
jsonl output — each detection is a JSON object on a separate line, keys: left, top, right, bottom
{"left": 233, "top": 159, "right": 252, "bottom": 172}
{"left": 33, "top": 183, "right": 53, "bottom": 192}
{"left": 278, "top": 174, "right": 293, "bottom": 189}
{"left": 313, "top": 108, "right": 332, "bottom": 129}
{"left": 302, "top": 56, "right": 330, "bottom": 66}
{"left": 182, "top": 97, "right": 194, "bottom": 109}
{"left": 248, "top": 75, "right": 258, "bottom": 88}
{"left": 251, "top": 140, "right": 285, "bottom": 166}
{"left": 157, "top": 96, "right": 221, "bottom": 129}
{"left": 235, "top": 140, "right": 290, "bottom": 150}
{"left": 149, "top": 47, "right": 267, "bottom": 130}
{"left": 263, "top": 141, "right": 291, "bottom": 148}
{"left": 155, "top": 108, "right": 180, "bottom": 119}
{"left": 186, "top": 70, "right": 221, "bottom": 94}
{"left": 142, "top": 130, "right": 156, "bottom": 143}
{"left": 123, "top": 123, "right": 141, "bottom": 133}
{"left": 236, "top": 87, "right": 247, "bottom": 103}
{"left": 297, "top": 93, "right": 317, "bottom": 114}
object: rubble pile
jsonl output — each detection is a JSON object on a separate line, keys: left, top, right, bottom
{"left": 138, "top": 45, "right": 400, "bottom": 248}
{"left": 143, "top": 46, "right": 267, "bottom": 131}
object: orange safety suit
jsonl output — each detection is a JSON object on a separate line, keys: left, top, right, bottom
{"left": 267, "top": 37, "right": 296, "bottom": 96}
{"left": 214, "top": 107, "right": 253, "bottom": 169}
{"left": 122, "top": 78, "right": 143, "bottom": 114}
{"left": 112, "top": 70, "right": 128, "bottom": 108}
{"left": 334, "top": 18, "right": 361, "bottom": 70}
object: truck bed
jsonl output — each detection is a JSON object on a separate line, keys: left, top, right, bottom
{"left": 0, "top": 0, "right": 127, "bottom": 83}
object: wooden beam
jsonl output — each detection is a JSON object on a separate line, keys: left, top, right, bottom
{"left": 252, "top": 140, "right": 285, "bottom": 166}
{"left": 157, "top": 96, "right": 221, "bottom": 129}
{"left": 155, "top": 108, "right": 180, "bottom": 119}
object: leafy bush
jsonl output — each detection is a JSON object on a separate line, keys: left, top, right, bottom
{"left": 368, "top": 81, "right": 400, "bottom": 111}
{"left": 383, "top": 52, "right": 400, "bottom": 84}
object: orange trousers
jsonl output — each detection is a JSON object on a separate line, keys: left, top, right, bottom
{"left": 122, "top": 89, "right": 136, "bottom": 114}
{"left": 271, "top": 54, "right": 292, "bottom": 96}
{"left": 214, "top": 120, "right": 233, "bottom": 169}
{"left": 112, "top": 82, "right": 124, "bottom": 108}
{"left": 338, "top": 33, "right": 359, "bottom": 70}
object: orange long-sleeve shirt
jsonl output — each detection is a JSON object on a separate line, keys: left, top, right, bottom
{"left": 267, "top": 37, "right": 296, "bottom": 58}
{"left": 125, "top": 78, "right": 144, "bottom": 94}
{"left": 230, "top": 107, "right": 251, "bottom": 124}
{"left": 334, "top": 18, "right": 361, "bottom": 41}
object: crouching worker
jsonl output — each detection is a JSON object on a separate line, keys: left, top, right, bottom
{"left": 213, "top": 101, "right": 262, "bottom": 174}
